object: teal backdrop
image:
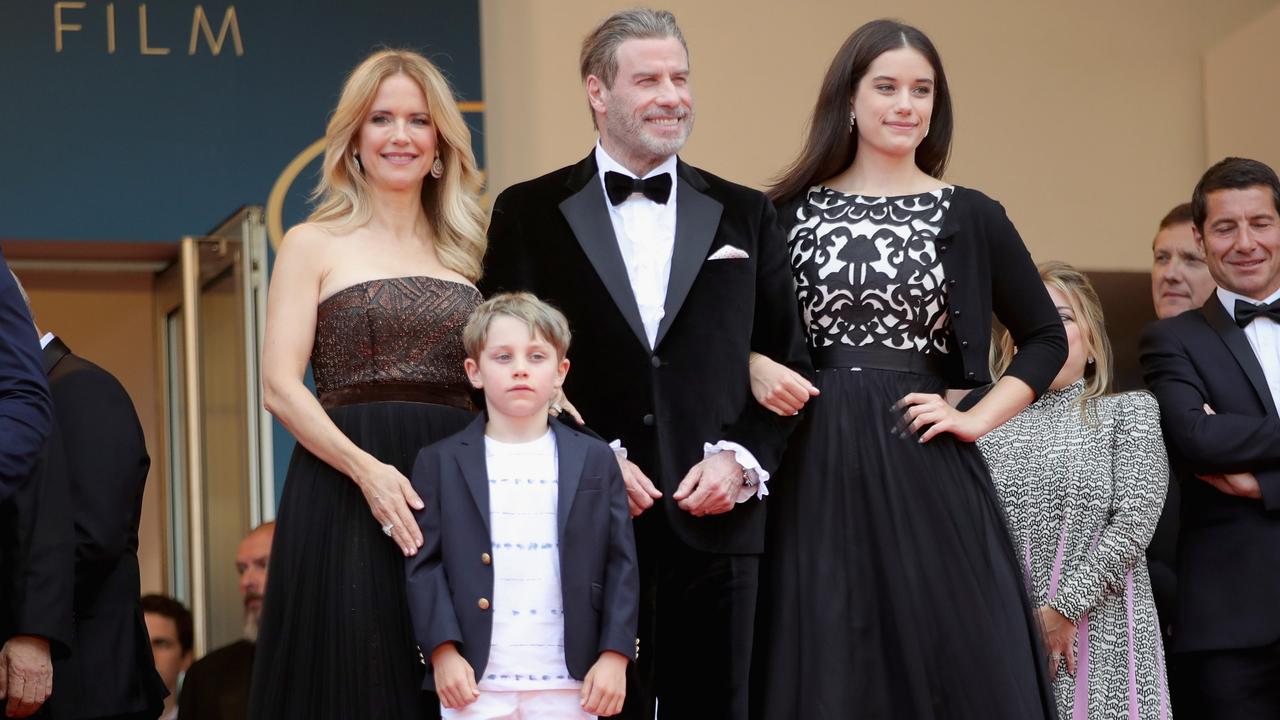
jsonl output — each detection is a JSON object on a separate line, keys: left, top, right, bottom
{"left": 0, "top": 0, "right": 484, "bottom": 497}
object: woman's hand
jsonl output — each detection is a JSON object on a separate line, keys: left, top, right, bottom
{"left": 549, "top": 388, "right": 586, "bottom": 425}
{"left": 896, "top": 393, "right": 986, "bottom": 443}
{"left": 749, "top": 352, "right": 819, "bottom": 416}
{"left": 1037, "top": 605, "right": 1077, "bottom": 680}
{"left": 431, "top": 643, "right": 479, "bottom": 709}
{"left": 355, "top": 460, "right": 424, "bottom": 557}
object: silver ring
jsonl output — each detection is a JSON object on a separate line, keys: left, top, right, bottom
{"left": 550, "top": 403, "right": 563, "bottom": 415}
{"left": 381, "top": 522, "right": 395, "bottom": 537}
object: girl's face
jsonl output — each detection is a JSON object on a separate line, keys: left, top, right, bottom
{"left": 851, "top": 47, "right": 935, "bottom": 162}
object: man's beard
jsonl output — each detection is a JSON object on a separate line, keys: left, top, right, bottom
{"left": 243, "top": 599, "right": 262, "bottom": 642}
{"left": 604, "top": 94, "right": 693, "bottom": 163}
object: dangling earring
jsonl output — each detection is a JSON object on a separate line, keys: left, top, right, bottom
{"left": 352, "top": 149, "right": 364, "bottom": 174}
{"left": 849, "top": 111, "right": 857, "bottom": 132}
{"left": 430, "top": 155, "right": 444, "bottom": 179}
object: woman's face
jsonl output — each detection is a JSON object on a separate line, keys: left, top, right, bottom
{"left": 1046, "top": 283, "right": 1091, "bottom": 390}
{"left": 355, "top": 73, "right": 438, "bottom": 191}
{"left": 851, "top": 47, "right": 935, "bottom": 162}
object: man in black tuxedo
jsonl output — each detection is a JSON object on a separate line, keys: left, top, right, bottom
{"left": 16, "top": 291, "right": 166, "bottom": 719}
{"left": 1140, "top": 156, "right": 1280, "bottom": 719}
{"left": 178, "top": 522, "right": 274, "bottom": 720}
{"left": 0, "top": 257, "right": 51, "bottom": 503}
{"left": 480, "top": 10, "right": 810, "bottom": 719}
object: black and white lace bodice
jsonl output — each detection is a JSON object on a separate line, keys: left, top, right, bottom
{"left": 787, "top": 186, "right": 954, "bottom": 354}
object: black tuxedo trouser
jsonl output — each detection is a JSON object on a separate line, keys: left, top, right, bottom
{"left": 1172, "top": 639, "right": 1280, "bottom": 719}
{"left": 620, "top": 512, "right": 759, "bottom": 720}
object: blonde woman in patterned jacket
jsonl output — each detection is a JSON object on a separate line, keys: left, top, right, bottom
{"left": 972, "top": 261, "right": 1173, "bottom": 719}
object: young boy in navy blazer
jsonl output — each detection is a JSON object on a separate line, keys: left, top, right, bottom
{"left": 407, "top": 292, "right": 639, "bottom": 719}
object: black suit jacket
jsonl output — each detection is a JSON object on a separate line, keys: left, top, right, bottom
{"left": 1139, "top": 295, "right": 1280, "bottom": 654}
{"left": 40, "top": 337, "right": 167, "bottom": 718}
{"left": 0, "top": 252, "right": 52, "bottom": 502}
{"left": 0, "top": 423, "right": 74, "bottom": 661}
{"left": 406, "top": 416, "right": 639, "bottom": 687}
{"left": 482, "top": 153, "right": 812, "bottom": 554}
{"left": 177, "top": 639, "right": 254, "bottom": 720}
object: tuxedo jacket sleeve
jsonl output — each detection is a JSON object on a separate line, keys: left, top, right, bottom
{"left": 0, "top": 427, "right": 74, "bottom": 657}
{"left": 0, "top": 253, "right": 52, "bottom": 503}
{"left": 1139, "top": 315, "right": 1280, "bottom": 510}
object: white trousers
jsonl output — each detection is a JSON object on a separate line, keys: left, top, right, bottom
{"left": 440, "top": 689, "right": 595, "bottom": 719}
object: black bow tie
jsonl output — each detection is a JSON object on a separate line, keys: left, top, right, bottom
{"left": 1234, "top": 298, "right": 1280, "bottom": 328}
{"left": 605, "top": 171, "right": 672, "bottom": 206}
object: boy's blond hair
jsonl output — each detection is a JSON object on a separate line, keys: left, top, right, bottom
{"left": 463, "top": 292, "right": 572, "bottom": 360}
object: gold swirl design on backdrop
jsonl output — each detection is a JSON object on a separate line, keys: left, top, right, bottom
{"left": 266, "top": 101, "right": 486, "bottom": 249}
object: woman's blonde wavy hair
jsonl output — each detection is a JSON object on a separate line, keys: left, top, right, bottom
{"left": 309, "top": 49, "right": 487, "bottom": 282}
{"left": 991, "top": 260, "right": 1113, "bottom": 421}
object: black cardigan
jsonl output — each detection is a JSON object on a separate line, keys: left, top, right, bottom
{"left": 777, "top": 186, "right": 1067, "bottom": 395}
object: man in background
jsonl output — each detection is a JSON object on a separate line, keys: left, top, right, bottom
{"left": 8, "top": 271, "right": 166, "bottom": 720}
{"left": 178, "top": 523, "right": 273, "bottom": 720}
{"left": 1146, "top": 201, "right": 1217, "bottom": 644}
{"left": 141, "top": 597, "right": 193, "bottom": 720}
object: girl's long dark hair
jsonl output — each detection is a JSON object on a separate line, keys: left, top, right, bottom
{"left": 769, "top": 19, "right": 954, "bottom": 205}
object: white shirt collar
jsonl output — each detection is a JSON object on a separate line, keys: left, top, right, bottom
{"left": 1217, "top": 285, "right": 1280, "bottom": 313}
{"left": 594, "top": 141, "right": 677, "bottom": 182}
{"left": 39, "top": 331, "right": 55, "bottom": 349}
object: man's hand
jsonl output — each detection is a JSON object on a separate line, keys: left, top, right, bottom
{"left": 581, "top": 650, "right": 628, "bottom": 717}
{"left": 430, "top": 643, "right": 479, "bottom": 709}
{"left": 618, "top": 457, "right": 662, "bottom": 517}
{"left": 673, "top": 451, "right": 743, "bottom": 517}
{"left": 1197, "top": 404, "right": 1263, "bottom": 499}
{"left": 0, "top": 636, "right": 52, "bottom": 718}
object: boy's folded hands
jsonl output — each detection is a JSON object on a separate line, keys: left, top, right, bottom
{"left": 432, "top": 643, "right": 480, "bottom": 709}
{"left": 580, "top": 650, "right": 628, "bottom": 717}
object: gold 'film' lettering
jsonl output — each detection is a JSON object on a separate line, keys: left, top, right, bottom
{"left": 53, "top": 1, "right": 85, "bottom": 52}
{"left": 189, "top": 5, "right": 243, "bottom": 56}
{"left": 139, "top": 4, "right": 170, "bottom": 55}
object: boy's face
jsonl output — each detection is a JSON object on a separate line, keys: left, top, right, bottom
{"left": 465, "top": 315, "right": 569, "bottom": 420}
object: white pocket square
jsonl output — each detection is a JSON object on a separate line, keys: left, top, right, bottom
{"left": 707, "top": 245, "right": 749, "bottom": 261}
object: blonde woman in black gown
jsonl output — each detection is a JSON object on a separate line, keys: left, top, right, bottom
{"left": 249, "top": 50, "right": 486, "bottom": 719}
{"left": 748, "top": 20, "right": 1065, "bottom": 719}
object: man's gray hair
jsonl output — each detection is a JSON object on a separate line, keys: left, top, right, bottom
{"left": 579, "top": 8, "right": 688, "bottom": 88}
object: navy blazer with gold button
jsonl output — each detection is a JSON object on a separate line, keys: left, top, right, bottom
{"left": 405, "top": 415, "right": 639, "bottom": 689}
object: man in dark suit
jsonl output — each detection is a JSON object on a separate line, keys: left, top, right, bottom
{"left": 14, "top": 286, "right": 167, "bottom": 720}
{"left": 177, "top": 523, "right": 273, "bottom": 720}
{"left": 480, "top": 10, "right": 810, "bottom": 719}
{"left": 1140, "top": 156, "right": 1280, "bottom": 719}
{"left": 0, "top": 258, "right": 52, "bottom": 503}
{"left": 1, "top": 269, "right": 67, "bottom": 720}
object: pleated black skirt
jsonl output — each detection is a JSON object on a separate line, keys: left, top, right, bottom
{"left": 754, "top": 365, "right": 1057, "bottom": 719}
{"left": 248, "top": 400, "right": 473, "bottom": 720}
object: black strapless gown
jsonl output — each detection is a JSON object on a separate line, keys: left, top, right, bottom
{"left": 248, "top": 276, "right": 480, "bottom": 720}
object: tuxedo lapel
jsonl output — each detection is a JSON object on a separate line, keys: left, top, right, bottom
{"left": 42, "top": 336, "right": 72, "bottom": 376}
{"left": 550, "top": 420, "right": 586, "bottom": 540}
{"left": 655, "top": 161, "right": 722, "bottom": 347}
{"left": 455, "top": 417, "right": 492, "bottom": 535}
{"left": 559, "top": 153, "right": 651, "bottom": 352}
{"left": 1202, "top": 294, "right": 1279, "bottom": 417}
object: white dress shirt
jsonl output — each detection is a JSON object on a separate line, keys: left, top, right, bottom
{"left": 1217, "top": 286, "right": 1280, "bottom": 414}
{"left": 594, "top": 143, "right": 768, "bottom": 501}
{"left": 39, "top": 331, "right": 54, "bottom": 349}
